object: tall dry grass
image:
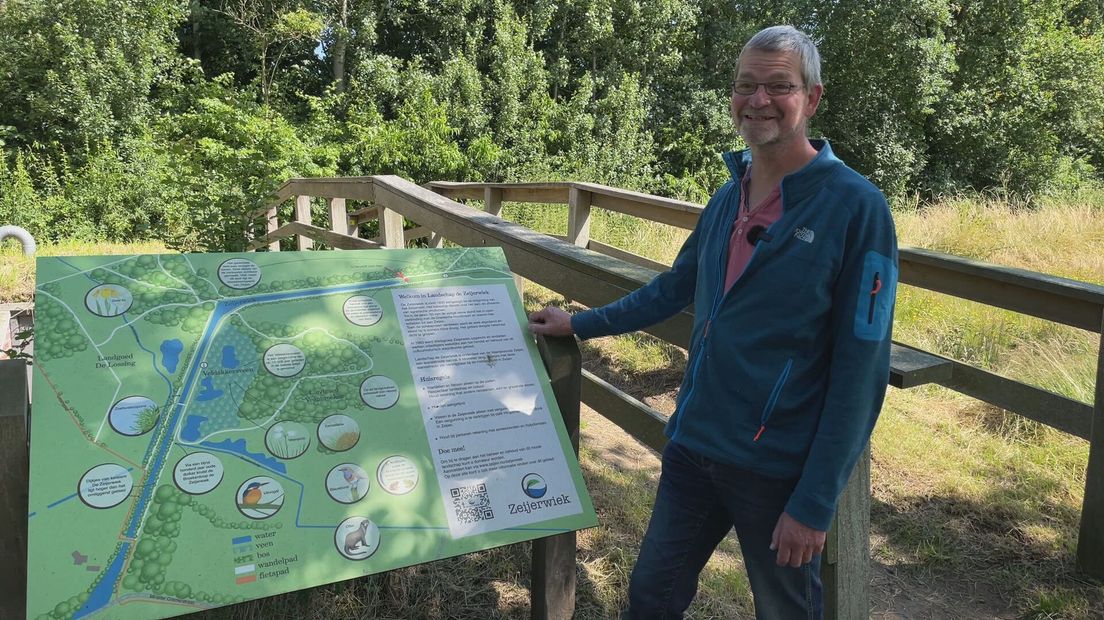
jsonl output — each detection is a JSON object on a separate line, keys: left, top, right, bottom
{"left": 0, "top": 239, "right": 168, "bottom": 303}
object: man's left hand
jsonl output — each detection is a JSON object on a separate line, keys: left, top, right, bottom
{"left": 770, "top": 512, "right": 826, "bottom": 567}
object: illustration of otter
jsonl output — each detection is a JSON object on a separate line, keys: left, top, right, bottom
{"left": 344, "top": 520, "right": 371, "bottom": 554}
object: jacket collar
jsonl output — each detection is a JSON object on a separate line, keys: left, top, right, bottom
{"left": 721, "top": 139, "right": 841, "bottom": 206}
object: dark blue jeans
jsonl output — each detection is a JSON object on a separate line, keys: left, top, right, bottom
{"left": 623, "top": 441, "right": 822, "bottom": 619}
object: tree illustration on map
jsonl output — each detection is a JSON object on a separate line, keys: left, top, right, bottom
{"left": 27, "top": 248, "right": 597, "bottom": 620}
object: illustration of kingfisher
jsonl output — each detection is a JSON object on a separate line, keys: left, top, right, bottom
{"left": 241, "top": 482, "right": 267, "bottom": 506}
{"left": 339, "top": 467, "right": 368, "bottom": 502}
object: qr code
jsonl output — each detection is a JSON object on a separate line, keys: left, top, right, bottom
{"left": 451, "top": 483, "right": 494, "bottom": 524}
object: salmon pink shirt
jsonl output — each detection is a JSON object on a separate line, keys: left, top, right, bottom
{"left": 723, "top": 169, "right": 784, "bottom": 292}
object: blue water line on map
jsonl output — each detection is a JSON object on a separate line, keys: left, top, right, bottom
{"left": 74, "top": 277, "right": 404, "bottom": 618}
{"left": 72, "top": 542, "right": 130, "bottom": 619}
{"left": 47, "top": 493, "right": 78, "bottom": 509}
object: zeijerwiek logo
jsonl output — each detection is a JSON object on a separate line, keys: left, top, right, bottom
{"left": 521, "top": 473, "right": 547, "bottom": 499}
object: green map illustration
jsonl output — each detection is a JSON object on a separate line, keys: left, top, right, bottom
{"left": 28, "top": 248, "right": 597, "bottom": 620}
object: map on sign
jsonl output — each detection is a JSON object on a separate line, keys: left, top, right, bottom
{"left": 28, "top": 248, "right": 597, "bottom": 620}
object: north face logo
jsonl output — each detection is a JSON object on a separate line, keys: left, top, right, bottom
{"left": 794, "top": 227, "right": 815, "bottom": 243}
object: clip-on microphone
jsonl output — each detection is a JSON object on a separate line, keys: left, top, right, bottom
{"left": 747, "top": 225, "right": 773, "bottom": 245}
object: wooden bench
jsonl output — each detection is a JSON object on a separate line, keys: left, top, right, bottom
{"left": 889, "top": 342, "right": 953, "bottom": 389}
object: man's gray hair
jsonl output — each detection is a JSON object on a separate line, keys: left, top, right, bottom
{"left": 735, "top": 25, "right": 822, "bottom": 89}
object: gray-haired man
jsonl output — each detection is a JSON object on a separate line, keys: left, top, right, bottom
{"left": 530, "top": 25, "right": 898, "bottom": 618}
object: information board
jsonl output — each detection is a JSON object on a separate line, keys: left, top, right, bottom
{"left": 27, "top": 248, "right": 597, "bottom": 619}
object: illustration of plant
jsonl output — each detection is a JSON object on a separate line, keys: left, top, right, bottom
{"left": 333, "top": 430, "right": 359, "bottom": 451}
{"left": 93, "top": 286, "right": 125, "bottom": 315}
{"left": 268, "top": 427, "right": 293, "bottom": 458}
{"left": 93, "top": 288, "right": 113, "bottom": 314}
{"left": 267, "top": 423, "right": 308, "bottom": 458}
{"left": 136, "top": 406, "right": 160, "bottom": 434}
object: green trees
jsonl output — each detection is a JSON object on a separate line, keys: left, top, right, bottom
{"left": 815, "top": 0, "right": 956, "bottom": 198}
{"left": 0, "top": 0, "right": 184, "bottom": 242}
{"left": 1, "top": 0, "right": 1102, "bottom": 250}
{"left": 0, "top": 0, "right": 183, "bottom": 163}
{"left": 924, "top": 0, "right": 1104, "bottom": 195}
{"left": 210, "top": 1, "right": 325, "bottom": 106}
{"left": 811, "top": 0, "right": 1104, "bottom": 197}
{"left": 158, "top": 75, "right": 336, "bottom": 251}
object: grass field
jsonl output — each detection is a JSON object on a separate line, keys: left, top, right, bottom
{"left": 3, "top": 189, "right": 1102, "bottom": 618}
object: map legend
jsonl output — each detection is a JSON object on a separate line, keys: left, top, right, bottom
{"left": 233, "top": 564, "right": 256, "bottom": 585}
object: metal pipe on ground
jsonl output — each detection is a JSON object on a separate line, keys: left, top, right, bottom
{"left": 0, "top": 226, "right": 36, "bottom": 256}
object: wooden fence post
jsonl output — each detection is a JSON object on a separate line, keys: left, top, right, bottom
{"left": 328, "top": 197, "right": 348, "bottom": 236}
{"left": 0, "top": 359, "right": 29, "bottom": 620}
{"left": 379, "top": 207, "right": 405, "bottom": 249}
{"left": 567, "top": 187, "right": 592, "bottom": 248}
{"left": 477, "top": 187, "right": 520, "bottom": 292}
{"left": 1077, "top": 312, "right": 1104, "bottom": 578}
{"left": 480, "top": 187, "right": 511, "bottom": 287}
{"left": 531, "top": 335, "right": 581, "bottom": 620}
{"left": 561, "top": 187, "right": 592, "bottom": 304}
{"left": 295, "top": 195, "right": 313, "bottom": 250}
{"left": 822, "top": 444, "right": 871, "bottom": 620}
{"left": 484, "top": 187, "right": 503, "bottom": 217}
{"left": 264, "top": 205, "right": 280, "bottom": 251}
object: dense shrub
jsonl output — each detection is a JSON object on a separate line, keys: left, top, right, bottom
{"left": 0, "top": 140, "right": 181, "bottom": 242}
{"left": 156, "top": 76, "right": 337, "bottom": 251}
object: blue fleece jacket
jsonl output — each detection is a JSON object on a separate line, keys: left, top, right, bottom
{"left": 571, "top": 140, "right": 898, "bottom": 531}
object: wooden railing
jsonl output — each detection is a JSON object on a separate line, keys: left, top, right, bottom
{"left": 249, "top": 176, "right": 1104, "bottom": 618}
{"left": 5, "top": 175, "right": 1100, "bottom": 619}
{"left": 426, "top": 181, "right": 1103, "bottom": 438}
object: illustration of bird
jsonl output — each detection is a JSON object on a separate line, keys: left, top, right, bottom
{"left": 339, "top": 467, "right": 368, "bottom": 502}
{"left": 241, "top": 482, "right": 267, "bottom": 506}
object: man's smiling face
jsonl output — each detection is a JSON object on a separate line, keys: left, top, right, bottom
{"left": 730, "top": 49, "right": 822, "bottom": 151}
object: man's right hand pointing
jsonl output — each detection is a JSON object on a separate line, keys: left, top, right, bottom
{"left": 527, "top": 307, "right": 575, "bottom": 337}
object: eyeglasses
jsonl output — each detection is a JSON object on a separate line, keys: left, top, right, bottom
{"left": 732, "top": 81, "right": 803, "bottom": 96}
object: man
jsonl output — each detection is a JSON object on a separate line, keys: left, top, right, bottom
{"left": 528, "top": 25, "right": 897, "bottom": 619}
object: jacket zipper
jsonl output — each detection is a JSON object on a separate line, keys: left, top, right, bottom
{"left": 867, "top": 272, "right": 882, "bottom": 324}
{"left": 669, "top": 184, "right": 743, "bottom": 441}
{"left": 670, "top": 180, "right": 788, "bottom": 442}
{"left": 754, "top": 358, "right": 793, "bottom": 441}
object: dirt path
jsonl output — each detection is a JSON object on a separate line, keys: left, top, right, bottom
{"left": 579, "top": 405, "right": 660, "bottom": 473}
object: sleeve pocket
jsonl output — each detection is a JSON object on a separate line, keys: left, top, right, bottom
{"left": 853, "top": 251, "right": 897, "bottom": 341}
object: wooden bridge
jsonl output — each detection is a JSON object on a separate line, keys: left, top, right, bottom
{"left": 2, "top": 174, "right": 1103, "bottom": 618}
